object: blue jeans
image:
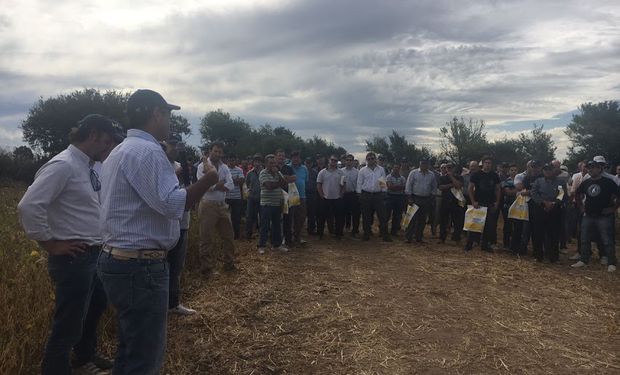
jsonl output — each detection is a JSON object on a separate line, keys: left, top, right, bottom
{"left": 580, "top": 214, "right": 616, "bottom": 266}
{"left": 97, "top": 252, "right": 169, "bottom": 375}
{"left": 259, "top": 205, "right": 282, "bottom": 247}
{"left": 42, "top": 247, "right": 100, "bottom": 375}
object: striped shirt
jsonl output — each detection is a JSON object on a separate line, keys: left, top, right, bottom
{"left": 386, "top": 173, "right": 406, "bottom": 195}
{"left": 405, "top": 169, "right": 437, "bottom": 197}
{"left": 227, "top": 166, "right": 244, "bottom": 200}
{"left": 259, "top": 169, "right": 284, "bottom": 206}
{"left": 100, "top": 129, "right": 187, "bottom": 251}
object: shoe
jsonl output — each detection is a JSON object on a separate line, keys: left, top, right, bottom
{"left": 608, "top": 265, "right": 617, "bottom": 272}
{"left": 568, "top": 253, "right": 581, "bottom": 260}
{"left": 274, "top": 245, "right": 289, "bottom": 252}
{"left": 223, "top": 263, "right": 237, "bottom": 272}
{"left": 299, "top": 239, "right": 308, "bottom": 245}
{"left": 571, "top": 261, "right": 586, "bottom": 268}
{"left": 383, "top": 236, "right": 393, "bottom": 242}
{"left": 600, "top": 256, "right": 608, "bottom": 265}
{"left": 258, "top": 247, "right": 266, "bottom": 254}
{"left": 74, "top": 362, "right": 109, "bottom": 375}
{"left": 169, "top": 304, "right": 197, "bottom": 316}
{"left": 92, "top": 353, "right": 113, "bottom": 370}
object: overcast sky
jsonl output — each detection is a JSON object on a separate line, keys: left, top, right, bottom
{"left": 1, "top": 0, "right": 619, "bottom": 159}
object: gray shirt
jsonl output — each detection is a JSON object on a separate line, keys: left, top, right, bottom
{"left": 405, "top": 169, "right": 438, "bottom": 197}
{"left": 317, "top": 167, "right": 345, "bottom": 199}
{"left": 531, "top": 176, "right": 567, "bottom": 204}
{"left": 341, "top": 167, "right": 359, "bottom": 193}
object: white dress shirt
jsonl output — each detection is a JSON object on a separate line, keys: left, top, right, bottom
{"left": 356, "top": 165, "right": 387, "bottom": 193}
{"left": 196, "top": 158, "right": 234, "bottom": 202}
{"left": 100, "top": 129, "right": 187, "bottom": 251}
{"left": 18, "top": 145, "right": 102, "bottom": 245}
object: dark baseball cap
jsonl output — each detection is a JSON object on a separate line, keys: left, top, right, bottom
{"left": 77, "top": 114, "right": 125, "bottom": 142}
{"left": 542, "top": 163, "right": 553, "bottom": 170}
{"left": 126, "top": 89, "right": 180, "bottom": 117}
{"left": 530, "top": 160, "right": 542, "bottom": 168}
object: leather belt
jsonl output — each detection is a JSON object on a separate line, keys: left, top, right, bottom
{"left": 102, "top": 246, "right": 167, "bottom": 260}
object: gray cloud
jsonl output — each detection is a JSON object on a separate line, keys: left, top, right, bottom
{"left": 1, "top": 0, "right": 619, "bottom": 159}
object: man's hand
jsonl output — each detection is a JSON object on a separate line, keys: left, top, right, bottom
{"left": 601, "top": 207, "right": 615, "bottom": 215}
{"left": 472, "top": 201, "right": 480, "bottom": 209}
{"left": 39, "top": 240, "right": 86, "bottom": 257}
{"left": 202, "top": 164, "right": 219, "bottom": 185}
{"left": 215, "top": 181, "right": 227, "bottom": 191}
{"left": 543, "top": 201, "right": 554, "bottom": 211}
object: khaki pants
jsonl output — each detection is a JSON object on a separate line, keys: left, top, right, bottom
{"left": 199, "top": 200, "right": 235, "bottom": 274}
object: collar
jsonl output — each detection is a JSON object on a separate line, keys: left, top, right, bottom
{"left": 68, "top": 144, "right": 92, "bottom": 167}
{"left": 127, "top": 129, "right": 160, "bottom": 145}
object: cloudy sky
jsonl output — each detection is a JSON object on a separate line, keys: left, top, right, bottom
{"left": 1, "top": 0, "right": 619, "bottom": 159}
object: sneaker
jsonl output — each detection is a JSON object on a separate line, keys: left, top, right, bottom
{"left": 258, "top": 247, "right": 266, "bottom": 255}
{"left": 169, "top": 304, "right": 197, "bottom": 316}
{"left": 274, "top": 245, "right": 289, "bottom": 252}
{"left": 74, "top": 362, "right": 109, "bottom": 375}
{"left": 608, "top": 265, "right": 616, "bottom": 272}
{"left": 600, "top": 256, "right": 608, "bottom": 265}
{"left": 571, "top": 261, "right": 587, "bottom": 268}
{"left": 568, "top": 253, "right": 581, "bottom": 260}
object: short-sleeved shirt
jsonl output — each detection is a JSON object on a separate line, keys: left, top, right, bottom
{"left": 439, "top": 174, "right": 464, "bottom": 203}
{"left": 386, "top": 173, "right": 406, "bottom": 195}
{"left": 341, "top": 167, "right": 359, "bottom": 193}
{"left": 470, "top": 170, "right": 500, "bottom": 206}
{"left": 226, "top": 166, "right": 244, "bottom": 200}
{"left": 291, "top": 163, "right": 309, "bottom": 199}
{"left": 576, "top": 176, "right": 620, "bottom": 216}
{"left": 317, "top": 167, "right": 345, "bottom": 199}
{"left": 259, "top": 169, "right": 284, "bottom": 207}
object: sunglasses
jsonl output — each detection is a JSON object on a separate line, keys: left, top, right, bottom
{"left": 346, "top": 159, "right": 353, "bottom": 162}
{"left": 90, "top": 168, "right": 101, "bottom": 192}
{"left": 367, "top": 157, "right": 376, "bottom": 160}
{"left": 330, "top": 159, "right": 338, "bottom": 162}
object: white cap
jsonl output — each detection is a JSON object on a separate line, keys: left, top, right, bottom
{"left": 593, "top": 155, "right": 607, "bottom": 164}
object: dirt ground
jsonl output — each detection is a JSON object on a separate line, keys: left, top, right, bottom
{"left": 158, "top": 233, "right": 620, "bottom": 375}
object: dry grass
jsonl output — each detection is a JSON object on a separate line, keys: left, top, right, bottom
{"left": 1, "top": 185, "right": 619, "bottom": 374}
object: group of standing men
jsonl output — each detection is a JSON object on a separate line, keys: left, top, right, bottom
{"left": 16, "top": 87, "right": 620, "bottom": 375}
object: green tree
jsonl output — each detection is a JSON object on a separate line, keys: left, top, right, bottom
{"left": 365, "top": 130, "right": 431, "bottom": 164}
{"left": 488, "top": 138, "right": 524, "bottom": 166}
{"left": 439, "top": 117, "right": 488, "bottom": 166}
{"left": 170, "top": 114, "right": 192, "bottom": 139}
{"left": 199, "top": 109, "right": 252, "bottom": 149}
{"left": 21, "top": 89, "right": 129, "bottom": 156}
{"left": 365, "top": 136, "right": 392, "bottom": 161}
{"left": 566, "top": 101, "right": 620, "bottom": 166}
{"left": 518, "top": 124, "right": 556, "bottom": 163}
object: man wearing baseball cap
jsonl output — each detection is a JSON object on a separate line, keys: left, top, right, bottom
{"left": 97, "top": 89, "right": 219, "bottom": 374}
{"left": 18, "top": 114, "right": 120, "bottom": 374}
{"left": 571, "top": 161, "right": 619, "bottom": 272}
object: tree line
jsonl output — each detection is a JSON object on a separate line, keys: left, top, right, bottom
{"left": 2, "top": 88, "right": 618, "bottom": 183}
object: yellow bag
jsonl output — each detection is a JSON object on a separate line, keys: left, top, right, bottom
{"left": 401, "top": 203, "right": 419, "bottom": 229}
{"left": 288, "top": 182, "right": 301, "bottom": 207}
{"left": 508, "top": 195, "right": 529, "bottom": 221}
{"left": 463, "top": 206, "right": 487, "bottom": 233}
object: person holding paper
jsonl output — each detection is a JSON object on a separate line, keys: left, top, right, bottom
{"left": 317, "top": 155, "right": 346, "bottom": 239}
{"left": 438, "top": 163, "right": 465, "bottom": 244}
{"left": 404, "top": 159, "right": 437, "bottom": 244}
{"left": 465, "top": 155, "right": 501, "bottom": 252}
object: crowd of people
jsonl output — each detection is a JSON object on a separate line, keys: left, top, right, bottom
{"left": 16, "top": 89, "right": 619, "bottom": 375}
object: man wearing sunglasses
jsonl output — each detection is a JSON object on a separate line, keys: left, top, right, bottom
{"left": 18, "top": 114, "right": 123, "bottom": 375}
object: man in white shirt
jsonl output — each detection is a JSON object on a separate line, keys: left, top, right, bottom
{"left": 356, "top": 152, "right": 391, "bottom": 242}
{"left": 317, "top": 155, "right": 346, "bottom": 239}
{"left": 97, "top": 89, "right": 218, "bottom": 374}
{"left": 18, "top": 114, "right": 122, "bottom": 375}
{"left": 196, "top": 141, "right": 236, "bottom": 277}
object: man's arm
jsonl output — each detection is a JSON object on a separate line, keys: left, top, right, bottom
{"left": 468, "top": 182, "right": 478, "bottom": 208}
{"left": 185, "top": 166, "right": 219, "bottom": 209}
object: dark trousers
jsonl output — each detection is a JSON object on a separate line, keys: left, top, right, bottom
{"left": 405, "top": 195, "right": 433, "bottom": 242}
{"left": 167, "top": 229, "right": 188, "bottom": 309}
{"left": 466, "top": 206, "right": 499, "bottom": 250}
{"left": 306, "top": 193, "right": 318, "bottom": 234}
{"left": 559, "top": 205, "right": 568, "bottom": 248}
{"left": 501, "top": 204, "right": 515, "bottom": 248}
{"left": 360, "top": 191, "right": 388, "bottom": 237}
{"left": 42, "top": 247, "right": 101, "bottom": 375}
{"left": 530, "top": 204, "right": 561, "bottom": 262}
{"left": 580, "top": 214, "right": 616, "bottom": 265}
{"left": 385, "top": 194, "right": 406, "bottom": 235}
{"left": 342, "top": 192, "right": 360, "bottom": 234}
{"left": 510, "top": 219, "right": 527, "bottom": 255}
{"left": 226, "top": 198, "right": 243, "bottom": 240}
{"left": 439, "top": 200, "right": 464, "bottom": 242}
{"left": 74, "top": 275, "right": 108, "bottom": 367}
{"left": 259, "top": 205, "right": 282, "bottom": 247}
{"left": 245, "top": 197, "right": 260, "bottom": 238}
{"left": 97, "top": 253, "right": 169, "bottom": 375}
{"left": 318, "top": 197, "right": 345, "bottom": 236}
{"left": 289, "top": 198, "right": 307, "bottom": 244}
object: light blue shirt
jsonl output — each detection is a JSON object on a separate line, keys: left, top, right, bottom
{"left": 100, "top": 129, "right": 187, "bottom": 251}
{"left": 405, "top": 168, "right": 437, "bottom": 197}
{"left": 291, "top": 163, "right": 309, "bottom": 199}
